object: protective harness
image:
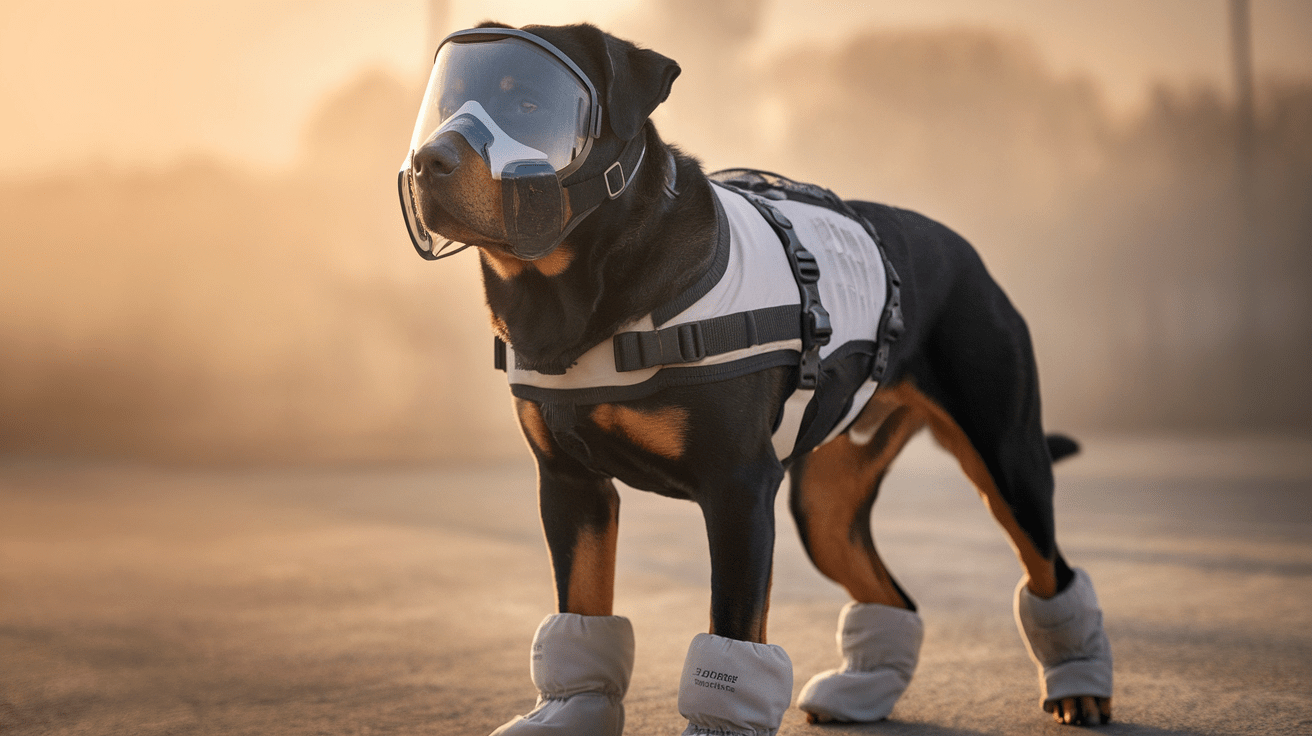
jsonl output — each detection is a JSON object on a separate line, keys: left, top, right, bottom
{"left": 495, "top": 170, "right": 904, "bottom": 463}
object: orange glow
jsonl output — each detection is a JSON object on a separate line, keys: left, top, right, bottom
{"left": 1, "top": 1, "right": 1310, "bottom": 462}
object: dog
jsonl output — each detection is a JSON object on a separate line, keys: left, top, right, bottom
{"left": 398, "top": 22, "right": 1114, "bottom": 734}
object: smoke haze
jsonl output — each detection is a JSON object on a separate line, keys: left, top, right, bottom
{"left": 2, "top": 1, "right": 1309, "bottom": 463}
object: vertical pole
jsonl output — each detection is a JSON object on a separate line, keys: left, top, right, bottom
{"left": 1228, "top": 0, "right": 1260, "bottom": 414}
{"left": 1229, "top": 0, "right": 1255, "bottom": 194}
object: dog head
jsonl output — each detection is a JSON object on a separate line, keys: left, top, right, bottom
{"left": 399, "top": 23, "right": 680, "bottom": 262}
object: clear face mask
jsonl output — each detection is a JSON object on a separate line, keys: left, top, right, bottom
{"left": 400, "top": 30, "right": 604, "bottom": 261}
{"left": 411, "top": 36, "right": 596, "bottom": 178}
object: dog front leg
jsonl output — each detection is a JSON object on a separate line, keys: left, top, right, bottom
{"left": 492, "top": 451, "right": 631, "bottom": 736}
{"left": 539, "top": 465, "right": 620, "bottom": 617}
{"left": 678, "top": 467, "right": 794, "bottom": 736}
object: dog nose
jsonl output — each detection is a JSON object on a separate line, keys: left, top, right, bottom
{"left": 412, "top": 132, "right": 465, "bottom": 180}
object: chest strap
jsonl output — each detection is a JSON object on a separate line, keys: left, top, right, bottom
{"left": 612, "top": 303, "right": 799, "bottom": 372}
{"left": 610, "top": 192, "right": 832, "bottom": 389}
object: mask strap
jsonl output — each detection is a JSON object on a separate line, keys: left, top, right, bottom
{"left": 561, "top": 133, "right": 648, "bottom": 216}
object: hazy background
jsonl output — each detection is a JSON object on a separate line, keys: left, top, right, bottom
{"left": 2, "top": 0, "right": 1310, "bottom": 464}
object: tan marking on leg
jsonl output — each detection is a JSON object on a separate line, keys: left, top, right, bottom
{"left": 898, "top": 384, "right": 1059, "bottom": 598}
{"left": 844, "top": 390, "right": 901, "bottom": 446}
{"left": 564, "top": 515, "right": 618, "bottom": 616}
{"left": 797, "top": 386, "right": 924, "bottom": 607}
{"left": 590, "top": 404, "right": 689, "bottom": 460}
{"left": 755, "top": 572, "right": 773, "bottom": 644}
{"left": 514, "top": 398, "right": 553, "bottom": 458}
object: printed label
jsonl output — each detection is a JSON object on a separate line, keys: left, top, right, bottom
{"left": 692, "top": 667, "right": 738, "bottom": 692}
{"left": 693, "top": 667, "right": 738, "bottom": 684}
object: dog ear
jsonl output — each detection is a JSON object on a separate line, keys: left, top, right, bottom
{"left": 602, "top": 36, "right": 680, "bottom": 141}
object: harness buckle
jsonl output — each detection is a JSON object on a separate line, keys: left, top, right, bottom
{"left": 805, "top": 301, "right": 832, "bottom": 345}
{"left": 666, "top": 322, "right": 705, "bottom": 363}
{"left": 494, "top": 336, "right": 507, "bottom": 371}
{"left": 794, "top": 250, "right": 821, "bottom": 284}
{"left": 798, "top": 350, "right": 822, "bottom": 390}
{"left": 741, "top": 192, "right": 834, "bottom": 391}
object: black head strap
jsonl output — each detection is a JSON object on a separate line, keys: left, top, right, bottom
{"left": 562, "top": 133, "right": 647, "bottom": 219}
{"left": 663, "top": 148, "right": 679, "bottom": 199}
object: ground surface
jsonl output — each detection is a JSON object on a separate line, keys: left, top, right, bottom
{"left": 2, "top": 434, "right": 1310, "bottom": 735}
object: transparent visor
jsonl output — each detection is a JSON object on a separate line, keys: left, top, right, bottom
{"left": 409, "top": 36, "right": 594, "bottom": 175}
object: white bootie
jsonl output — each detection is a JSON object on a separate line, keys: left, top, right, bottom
{"left": 797, "top": 602, "right": 922, "bottom": 723}
{"left": 1014, "top": 567, "right": 1113, "bottom": 712}
{"left": 678, "top": 633, "right": 793, "bottom": 736}
{"left": 491, "top": 613, "right": 634, "bottom": 736}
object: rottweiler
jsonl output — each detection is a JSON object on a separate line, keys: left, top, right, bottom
{"left": 398, "top": 21, "right": 1114, "bottom": 735}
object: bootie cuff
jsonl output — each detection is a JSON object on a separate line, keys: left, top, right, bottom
{"left": 491, "top": 613, "right": 634, "bottom": 736}
{"left": 797, "top": 602, "right": 922, "bottom": 723}
{"left": 1014, "top": 568, "right": 1113, "bottom": 709}
{"left": 678, "top": 633, "right": 793, "bottom": 736}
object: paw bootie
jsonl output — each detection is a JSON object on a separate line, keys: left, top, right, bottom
{"left": 678, "top": 633, "right": 793, "bottom": 736}
{"left": 491, "top": 613, "right": 634, "bottom": 736}
{"left": 796, "top": 602, "right": 922, "bottom": 723}
{"left": 1014, "top": 567, "right": 1113, "bottom": 712}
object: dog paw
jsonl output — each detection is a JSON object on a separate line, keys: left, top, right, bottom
{"left": 1049, "top": 695, "right": 1112, "bottom": 726}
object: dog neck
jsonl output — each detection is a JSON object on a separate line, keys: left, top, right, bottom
{"left": 478, "top": 126, "right": 719, "bottom": 375}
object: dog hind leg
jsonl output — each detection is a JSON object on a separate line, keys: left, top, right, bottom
{"left": 903, "top": 287, "right": 1113, "bottom": 725}
{"left": 791, "top": 389, "right": 928, "bottom": 723}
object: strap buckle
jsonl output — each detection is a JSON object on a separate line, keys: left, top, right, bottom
{"left": 658, "top": 322, "right": 705, "bottom": 364}
{"left": 793, "top": 250, "right": 821, "bottom": 284}
{"left": 614, "top": 322, "right": 705, "bottom": 372}
{"left": 605, "top": 161, "right": 626, "bottom": 198}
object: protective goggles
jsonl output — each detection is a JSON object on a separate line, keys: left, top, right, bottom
{"left": 400, "top": 29, "right": 642, "bottom": 261}
{"left": 411, "top": 30, "right": 600, "bottom": 179}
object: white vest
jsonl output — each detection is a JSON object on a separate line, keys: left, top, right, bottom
{"left": 504, "top": 182, "right": 889, "bottom": 461}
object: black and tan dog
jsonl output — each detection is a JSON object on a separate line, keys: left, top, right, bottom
{"left": 401, "top": 22, "right": 1113, "bottom": 735}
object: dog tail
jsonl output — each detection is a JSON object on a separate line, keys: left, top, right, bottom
{"left": 1045, "top": 434, "right": 1081, "bottom": 463}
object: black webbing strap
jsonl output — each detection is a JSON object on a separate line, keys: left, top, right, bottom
{"left": 494, "top": 336, "right": 507, "bottom": 371}
{"left": 871, "top": 255, "right": 904, "bottom": 381}
{"left": 744, "top": 196, "right": 832, "bottom": 389}
{"left": 613, "top": 304, "right": 799, "bottom": 372}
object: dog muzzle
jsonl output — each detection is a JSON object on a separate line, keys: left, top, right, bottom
{"left": 399, "top": 28, "right": 643, "bottom": 262}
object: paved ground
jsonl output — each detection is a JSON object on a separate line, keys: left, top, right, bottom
{"left": 2, "top": 434, "right": 1310, "bottom": 735}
